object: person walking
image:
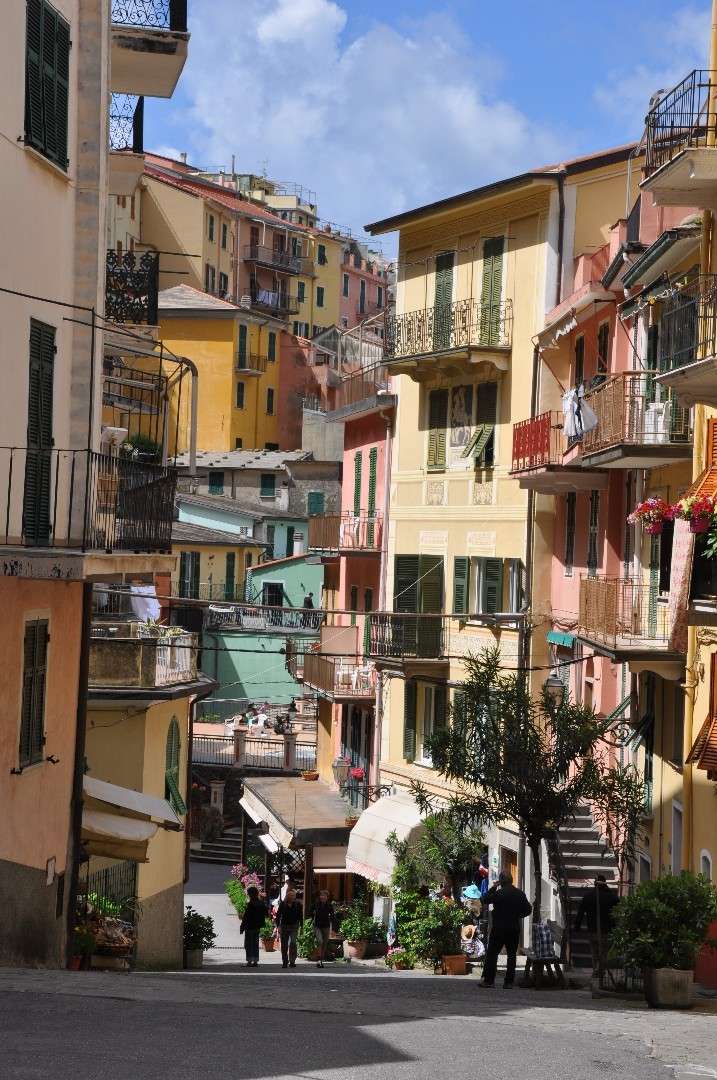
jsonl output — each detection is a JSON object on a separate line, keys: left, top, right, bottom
{"left": 240, "top": 886, "right": 268, "bottom": 968}
{"left": 277, "top": 887, "right": 303, "bottom": 968}
{"left": 311, "top": 889, "right": 335, "bottom": 968}
{"left": 574, "top": 873, "right": 619, "bottom": 976}
{"left": 302, "top": 592, "right": 315, "bottom": 628}
{"left": 480, "top": 871, "right": 532, "bottom": 989}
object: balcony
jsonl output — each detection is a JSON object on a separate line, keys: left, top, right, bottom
{"left": 89, "top": 625, "right": 198, "bottom": 689}
{"left": 368, "top": 613, "right": 449, "bottom": 663}
{"left": 581, "top": 372, "right": 692, "bottom": 469}
{"left": 356, "top": 301, "right": 384, "bottom": 319}
{"left": 383, "top": 298, "right": 512, "bottom": 376}
{"left": 109, "top": 94, "right": 144, "bottom": 196}
{"left": 327, "top": 365, "right": 396, "bottom": 421}
{"left": 205, "top": 602, "right": 324, "bottom": 634}
{"left": 249, "top": 284, "right": 300, "bottom": 318}
{"left": 642, "top": 70, "right": 717, "bottom": 208}
{"left": 243, "top": 245, "right": 306, "bottom": 275}
{"left": 103, "top": 358, "right": 167, "bottom": 418}
{"left": 302, "top": 652, "right": 376, "bottom": 702}
{"left": 106, "top": 250, "right": 159, "bottom": 327}
{"left": 111, "top": 0, "right": 189, "bottom": 98}
{"left": 655, "top": 275, "right": 717, "bottom": 406}
{"left": 510, "top": 411, "right": 605, "bottom": 493}
{"left": 0, "top": 448, "right": 175, "bottom": 553}
{"left": 236, "top": 353, "right": 268, "bottom": 376}
{"left": 192, "top": 731, "right": 317, "bottom": 772}
{"left": 308, "top": 512, "right": 383, "bottom": 555}
{"left": 171, "top": 580, "right": 241, "bottom": 601}
{"left": 578, "top": 576, "right": 682, "bottom": 662}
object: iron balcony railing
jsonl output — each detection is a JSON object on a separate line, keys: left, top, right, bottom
{"left": 384, "top": 298, "right": 513, "bottom": 361}
{"left": 302, "top": 652, "right": 376, "bottom": 699}
{"left": 578, "top": 576, "right": 670, "bottom": 650}
{"left": 582, "top": 372, "right": 691, "bottom": 455}
{"left": 356, "top": 301, "right": 384, "bottom": 318}
{"left": 368, "top": 612, "right": 449, "bottom": 660}
{"left": 106, "top": 249, "right": 159, "bottom": 326}
{"left": 308, "top": 511, "right": 383, "bottom": 553}
{"left": 645, "top": 69, "right": 717, "bottom": 175}
{"left": 243, "top": 244, "right": 305, "bottom": 275}
{"left": 205, "top": 602, "right": 324, "bottom": 632}
{"left": 236, "top": 353, "right": 268, "bottom": 375}
{"left": 331, "top": 365, "right": 392, "bottom": 413}
{"left": 172, "top": 580, "right": 241, "bottom": 602}
{"left": 89, "top": 629, "right": 197, "bottom": 688}
{"left": 111, "top": 0, "right": 188, "bottom": 31}
{"left": 249, "top": 284, "right": 300, "bottom": 317}
{"left": 109, "top": 94, "right": 144, "bottom": 153}
{"left": 0, "top": 447, "right": 175, "bottom": 552}
{"left": 658, "top": 274, "right": 717, "bottom": 372}
{"left": 343, "top": 780, "right": 392, "bottom": 811}
{"left": 103, "top": 359, "right": 167, "bottom": 420}
{"left": 510, "top": 411, "right": 566, "bottom": 473}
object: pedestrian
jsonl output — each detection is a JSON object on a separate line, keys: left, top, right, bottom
{"left": 240, "top": 885, "right": 268, "bottom": 968}
{"left": 302, "top": 591, "right": 314, "bottom": 628}
{"left": 574, "top": 873, "right": 619, "bottom": 976}
{"left": 480, "top": 871, "right": 532, "bottom": 989}
{"left": 311, "top": 889, "right": 335, "bottom": 968}
{"left": 277, "top": 887, "right": 303, "bottom": 968}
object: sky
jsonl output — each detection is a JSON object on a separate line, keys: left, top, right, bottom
{"left": 145, "top": 1, "right": 711, "bottom": 254}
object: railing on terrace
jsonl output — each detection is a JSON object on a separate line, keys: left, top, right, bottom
{"left": 249, "top": 284, "right": 300, "bottom": 316}
{"left": 645, "top": 69, "right": 717, "bottom": 175}
{"left": 302, "top": 652, "right": 376, "bottom": 698}
{"left": 111, "top": 0, "right": 188, "bottom": 31}
{"left": 205, "top": 602, "right": 324, "bottom": 632}
{"left": 173, "top": 580, "right": 242, "bottom": 601}
{"left": 103, "top": 359, "right": 166, "bottom": 419}
{"left": 191, "top": 733, "right": 316, "bottom": 771}
{"left": 308, "top": 511, "right": 383, "bottom": 552}
{"left": 331, "top": 365, "right": 392, "bottom": 412}
{"left": 106, "top": 250, "right": 159, "bottom": 326}
{"left": 343, "top": 781, "right": 392, "bottom": 812}
{"left": 578, "top": 577, "right": 670, "bottom": 649}
{"left": 89, "top": 629, "right": 197, "bottom": 688}
{"left": 582, "top": 372, "right": 691, "bottom": 455}
{"left": 109, "top": 94, "right": 144, "bottom": 153}
{"left": 237, "top": 353, "right": 268, "bottom": 375}
{"left": 243, "top": 244, "right": 305, "bottom": 274}
{"left": 0, "top": 447, "right": 175, "bottom": 551}
{"left": 511, "top": 411, "right": 566, "bottom": 472}
{"left": 384, "top": 298, "right": 512, "bottom": 361}
{"left": 658, "top": 274, "right": 717, "bottom": 372}
{"left": 368, "top": 613, "right": 449, "bottom": 660}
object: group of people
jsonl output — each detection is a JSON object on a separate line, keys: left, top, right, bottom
{"left": 239, "top": 876, "right": 335, "bottom": 970}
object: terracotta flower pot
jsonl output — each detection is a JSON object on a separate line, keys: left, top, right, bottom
{"left": 644, "top": 967, "right": 694, "bottom": 1009}
{"left": 344, "top": 939, "right": 368, "bottom": 960}
{"left": 689, "top": 518, "right": 710, "bottom": 534}
{"left": 68, "top": 956, "right": 83, "bottom": 971}
{"left": 645, "top": 521, "right": 664, "bottom": 535}
{"left": 441, "top": 954, "right": 467, "bottom": 976}
{"left": 301, "top": 771, "right": 319, "bottom": 781}
{"left": 261, "top": 937, "right": 276, "bottom": 952}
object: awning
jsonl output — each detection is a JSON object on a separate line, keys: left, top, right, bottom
{"left": 259, "top": 833, "right": 279, "bottom": 854}
{"left": 547, "top": 630, "right": 575, "bottom": 648}
{"left": 686, "top": 715, "right": 717, "bottom": 773}
{"left": 345, "top": 791, "right": 425, "bottom": 885}
{"left": 241, "top": 777, "right": 352, "bottom": 850}
{"left": 81, "top": 809, "right": 157, "bottom": 863}
{"left": 239, "top": 795, "right": 265, "bottom": 825}
{"left": 83, "top": 775, "right": 182, "bottom": 831}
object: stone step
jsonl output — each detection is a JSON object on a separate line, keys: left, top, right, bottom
{"left": 189, "top": 852, "right": 238, "bottom": 865}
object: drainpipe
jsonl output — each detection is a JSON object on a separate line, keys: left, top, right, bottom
{"left": 372, "top": 407, "right": 394, "bottom": 786}
{"left": 555, "top": 172, "right": 566, "bottom": 309}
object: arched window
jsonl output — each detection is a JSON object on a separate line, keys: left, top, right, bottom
{"left": 165, "top": 717, "right": 186, "bottom": 815}
{"left": 701, "top": 851, "right": 713, "bottom": 882}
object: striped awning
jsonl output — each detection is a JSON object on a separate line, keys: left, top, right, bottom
{"left": 547, "top": 631, "right": 575, "bottom": 648}
{"left": 686, "top": 715, "right": 717, "bottom": 773}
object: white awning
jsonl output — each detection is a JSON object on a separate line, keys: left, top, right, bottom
{"left": 345, "top": 791, "right": 425, "bottom": 885}
{"left": 259, "top": 832, "right": 279, "bottom": 854}
{"left": 83, "top": 774, "right": 181, "bottom": 831}
{"left": 239, "top": 794, "right": 265, "bottom": 825}
{"left": 81, "top": 809, "right": 157, "bottom": 862}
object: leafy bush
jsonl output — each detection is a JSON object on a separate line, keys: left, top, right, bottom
{"left": 408, "top": 898, "right": 464, "bottom": 965}
{"left": 385, "top": 946, "right": 414, "bottom": 969}
{"left": 225, "top": 879, "right": 248, "bottom": 916}
{"left": 183, "top": 907, "right": 216, "bottom": 951}
{"left": 260, "top": 918, "right": 275, "bottom": 940}
{"left": 610, "top": 872, "right": 717, "bottom": 971}
{"left": 339, "top": 905, "right": 381, "bottom": 942}
{"left": 297, "top": 921, "right": 319, "bottom": 958}
{"left": 72, "top": 926, "right": 96, "bottom": 957}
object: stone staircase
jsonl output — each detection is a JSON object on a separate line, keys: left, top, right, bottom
{"left": 190, "top": 826, "right": 244, "bottom": 866}
{"left": 557, "top": 805, "right": 619, "bottom": 969}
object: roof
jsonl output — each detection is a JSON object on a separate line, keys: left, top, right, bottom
{"left": 242, "top": 777, "right": 351, "bottom": 847}
{"left": 176, "top": 492, "right": 263, "bottom": 519}
{"left": 171, "top": 521, "right": 264, "bottom": 547}
{"left": 174, "top": 449, "right": 313, "bottom": 471}
{"left": 622, "top": 223, "right": 702, "bottom": 289}
{"left": 247, "top": 552, "right": 312, "bottom": 571}
{"left": 365, "top": 143, "right": 638, "bottom": 235}
{"left": 158, "top": 284, "right": 241, "bottom": 314}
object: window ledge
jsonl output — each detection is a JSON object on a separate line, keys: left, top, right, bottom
{"left": 13, "top": 758, "right": 46, "bottom": 776}
{"left": 24, "top": 143, "right": 71, "bottom": 183}
{"left": 259, "top": 494, "right": 277, "bottom": 500}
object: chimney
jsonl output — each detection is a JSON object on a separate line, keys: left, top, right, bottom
{"left": 293, "top": 531, "right": 305, "bottom": 557}
{"left": 180, "top": 151, "right": 187, "bottom": 164}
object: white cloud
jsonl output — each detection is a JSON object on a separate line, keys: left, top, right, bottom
{"left": 161, "top": 1, "right": 566, "bottom": 248}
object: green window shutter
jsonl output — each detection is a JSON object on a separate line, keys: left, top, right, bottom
{"left": 238, "top": 324, "right": 248, "bottom": 366}
{"left": 224, "top": 552, "right": 236, "bottom": 600}
{"left": 480, "top": 237, "right": 504, "bottom": 345}
{"left": 19, "top": 619, "right": 48, "bottom": 768}
{"left": 367, "top": 446, "right": 378, "bottom": 545}
{"left": 353, "top": 450, "right": 362, "bottom": 515}
{"left": 394, "top": 555, "right": 419, "bottom": 613}
{"left": 165, "top": 718, "right": 186, "bottom": 815}
{"left": 260, "top": 473, "right": 275, "bottom": 497}
{"left": 453, "top": 556, "right": 470, "bottom": 614}
{"left": 208, "top": 470, "right": 224, "bottom": 494}
{"left": 575, "top": 337, "right": 585, "bottom": 387}
{"left": 477, "top": 382, "right": 498, "bottom": 424}
{"left": 297, "top": 281, "right": 305, "bottom": 303}
{"left": 427, "top": 388, "right": 448, "bottom": 470}
{"left": 285, "top": 525, "right": 294, "bottom": 557}
{"left": 403, "top": 679, "right": 417, "bottom": 762}
{"left": 433, "top": 252, "right": 454, "bottom": 349}
{"left": 268, "top": 331, "right": 276, "bottom": 361}
{"left": 308, "top": 491, "right": 325, "bottom": 515}
{"left": 25, "top": 0, "right": 44, "bottom": 152}
{"left": 482, "top": 557, "right": 504, "bottom": 614}
{"left": 350, "top": 584, "right": 358, "bottom": 626}
{"left": 434, "top": 684, "right": 447, "bottom": 731}
{"left": 25, "top": 1, "right": 70, "bottom": 168}
{"left": 597, "top": 323, "right": 610, "bottom": 372}
{"left": 236, "top": 381, "right": 245, "bottom": 409}
{"left": 24, "top": 320, "right": 55, "bottom": 545}
{"left": 179, "top": 551, "right": 189, "bottom": 595}
{"left": 419, "top": 555, "right": 444, "bottom": 612}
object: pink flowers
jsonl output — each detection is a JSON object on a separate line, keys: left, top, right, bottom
{"left": 627, "top": 498, "right": 672, "bottom": 528}
{"left": 671, "top": 494, "right": 717, "bottom": 523}
{"left": 628, "top": 494, "right": 717, "bottom": 537}
{"left": 349, "top": 766, "right": 365, "bottom": 781}
{"left": 229, "top": 864, "right": 262, "bottom": 890}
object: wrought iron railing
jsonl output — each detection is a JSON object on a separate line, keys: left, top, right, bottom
{"left": 582, "top": 372, "right": 691, "bottom": 455}
{"left": 343, "top": 780, "right": 392, "bottom": 811}
{"left": 192, "top": 734, "right": 234, "bottom": 765}
{"left": 237, "top": 353, "right": 268, "bottom": 375}
{"left": 658, "top": 274, "right": 717, "bottom": 371}
{"left": 109, "top": 94, "right": 144, "bottom": 153}
{"left": 79, "top": 859, "right": 138, "bottom": 924}
{"left": 511, "top": 411, "right": 566, "bottom": 473}
{"left": 205, "top": 602, "right": 324, "bottom": 632}
{"left": 308, "top": 511, "right": 383, "bottom": 552}
{"left": 105, "top": 249, "right": 159, "bottom": 325}
{"left": 302, "top": 652, "right": 376, "bottom": 698}
{"left": 243, "top": 244, "right": 305, "bottom": 274}
{"left": 368, "top": 613, "right": 448, "bottom": 660}
{"left": 103, "top": 358, "right": 166, "bottom": 422}
{"left": 330, "top": 365, "right": 392, "bottom": 413}
{"left": 172, "top": 580, "right": 241, "bottom": 601}
{"left": 578, "top": 577, "right": 670, "bottom": 649}
{"left": 0, "top": 447, "right": 175, "bottom": 551}
{"left": 645, "top": 69, "right": 717, "bottom": 175}
{"left": 111, "top": 0, "right": 187, "bottom": 31}
{"left": 384, "top": 298, "right": 512, "bottom": 361}
{"left": 249, "top": 283, "right": 300, "bottom": 316}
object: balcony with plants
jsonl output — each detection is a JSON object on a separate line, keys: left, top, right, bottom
{"left": 89, "top": 622, "right": 198, "bottom": 689}
{"left": 642, "top": 70, "right": 717, "bottom": 206}
{"left": 383, "top": 297, "right": 512, "bottom": 375}
{"left": 110, "top": 1, "right": 189, "bottom": 99}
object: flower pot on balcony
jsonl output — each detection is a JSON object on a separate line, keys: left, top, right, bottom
{"left": 645, "top": 521, "right": 664, "bottom": 535}
{"left": 301, "top": 771, "right": 319, "bottom": 781}
{"left": 644, "top": 967, "right": 695, "bottom": 1009}
{"left": 441, "top": 953, "right": 467, "bottom": 976}
{"left": 689, "top": 518, "right": 711, "bottom": 534}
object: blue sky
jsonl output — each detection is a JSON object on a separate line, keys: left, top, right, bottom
{"left": 145, "top": 1, "right": 710, "bottom": 252}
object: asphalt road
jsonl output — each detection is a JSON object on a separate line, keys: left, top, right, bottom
{"left": 2, "top": 968, "right": 716, "bottom": 1080}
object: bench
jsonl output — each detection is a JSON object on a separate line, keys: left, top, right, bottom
{"left": 521, "top": 950, "right": 566, "bottom": 989}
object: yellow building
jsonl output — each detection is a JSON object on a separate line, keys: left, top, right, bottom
{"left": 171, "top": 519, "right": 265, "bottom": 603}
{"left": 292, "top": 230, "right": 343, "bottom": 338}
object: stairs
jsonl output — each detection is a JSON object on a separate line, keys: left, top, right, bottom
{"left": 558, "top": 805, "right": 618, "bottom": 969}
{"left": 190, "top": 826, "right": 244, "bottom": 866}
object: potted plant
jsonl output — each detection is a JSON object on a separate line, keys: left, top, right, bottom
{"left": 610, "top": 872, "right": 717, "bottom": 1008}
{"left": 183, "top": 906, "right": 216, "bottom": 969}
{"left": 260, "top": 917, "right": 276, "bottom": 952}
{"left": 410, "top": 898, "right": 466, "bottom": 975}
{"left": 70, "top": 926, "right": 95, "bottom": 970}
{"left": 385, "top": 946, "right": 414, "bottom": 970}
{"left": 349, "top": 766, "right": 365, "bottom": 781}
{"left": 298, "top": 920, "right": 321, "bottom": 961}
{"left": 340, "top": 906, "right": 380, "bottom": 960}
{"left": 627, "top": 497, "right": 673, "bottom": 536}
{"left": 301, "top": 770, "right": 319, "bottom": 781}
{"left": 345, "top": 813, "right": 360, "bottom": 828}
{"left": 671, "top": 493, "right": 717, "bottom": 534}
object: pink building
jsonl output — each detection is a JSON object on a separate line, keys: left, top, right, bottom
{"left": 339, "top": 240, "right": 392, "bottom": 338}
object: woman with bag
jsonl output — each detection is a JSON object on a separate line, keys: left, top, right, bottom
{"left": 310, "top": 889, "right": 334, "bottom": 969}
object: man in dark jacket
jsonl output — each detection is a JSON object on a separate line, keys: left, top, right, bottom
{"left": 480, "top": 872, "right": 532, "bottom": 988}
{"left": 277, "top": 888, "right": 303, "bottom": 968}
{"left": 240, "top": 886, "right": 268, "bottom": 967}
{"left": 311, "top": 890, "right": 335, "bottom": 968}
{"left": 574, "top": 874, "right": 619, "bottom": 975}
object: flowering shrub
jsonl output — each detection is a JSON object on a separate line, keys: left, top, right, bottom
{"left": 385, "top": 946, "right": 414, "bottom": 969}
{"left": 349, "top": 766, "right": 365, "bottom": 781}
{"left": 627, "top": 497, "right": 672, "bottom": 527}
{"left": 230, "top": 863, "right": 248, "bottom": 880}
{"left": 671, "top": 494, "right": 717, "bottom": 523}
{"left": 229, "top": 865, "right": 262, "bottom": 891}
{"left": 241, "top": 872, "right": 263, "bottom": 891}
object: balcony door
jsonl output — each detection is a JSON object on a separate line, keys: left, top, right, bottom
{"left": 23, "top": 320, "right": 55, "bottom": 546}
{"left": 393, "top": 554, "right": 444, "bottom": 657}
{"left": 480, "top": 236, "right": 504, "bottom": 346}
{"left": 433, "top": 252, "right": 454, "bottom": 351}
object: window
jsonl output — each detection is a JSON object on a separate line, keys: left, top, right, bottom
{"left": 179, "top": 551, "right": 200, "bottom": 598}
{"left": 507, "top": 559, "right": 524, "bottom": 613}
{"left": 208, "top": 470, "right": 224, "bottom": 495}
{"left": 480, "top": 237, "right": 504, "bottom": 345}
{"left": 564, "top": 493, "right": 576, "bottom": 576}
{"left": 24, "top": 319, "right": 56, "bottom": 546}
{"left": 353, "top": 253, "right": 362, "bottom": 270}
{"left": 574, "top": 336, "right": 585, "bottom": 387}
{"left": 419, "top": 683, "right": 446, "bottom": 764}
{"left": 403, "top": 679, "right": 417, "bottom": 761}
{"left": 342, "top": 273, "right": 350, "bottom": 297}
{"left": 285, "top": 525, "right": 295, "bottom": 557}
{"left": 263, "top": 581, "right": 283, "bottom": 607}
{"left": 265, "top": 442, "right": 279, "bottom": 451}
{"left": 597, "top": 322, "right": 610, "bottom": 374}
{"left": 237, "top": 323, "right": 248, "bottom": 366}
{"left": 208, "top": 215, "right": 215, "bottom": 241}
{"left": 236, "top": 381, "right": 245, "bottom": 409}
{"left": 659, "top": 519, "right": 675, "bottom": 593}
{"left": 474, "top": 382, "right": 497, "bottom": 468}
{"left": 266, "top": 524, "right": 275, "bottom": 560}
{"left": 205, "top": 263, "right": 216, "bottom": 293}
{"left": 307, "top": 491, "right": 325, "bottom": 516}
{"left": 473, "top": 557, "right": 504, "bottom": 615}
{"left": 297, "top": 281, "right": 306, "bottom": 303}
{"left": 25, "top": 0, "right": 70, "bottom": 170}
{"left": 235, "top": 437, "right": 243, "bottom": 449}
{"left": 377, "top": 285, "right": 384, "bottom": 309}
{"left": 341, "top": 316, "right": 349, "bottom": 329}
{"left": 587, "top": 490, "right": 600, "bottom": 576}
{"left": 427, "top": 388, "right": 448, "bottom": 470}
{"left": 165, "top": 718, "right": 186, "bottom": 815}
{"left": 318, "top": 243, "right": 327, "bottom": 265}
{"left": 359, "top": 279, "right": 366, "bottom": 314}
{"left": 317, "top": 286, "right": 325, "bottom": 308}
{"left": 219, "top": 271, "right": 228, "bottom": 296}
{"left": 350, "top": 584, "right": 359, "bottom": 626}
{"left": 19, "top": 618, "right": 48, "bottom": 768}
{"left": 221, "top": 222, "right": 228, "bottom": 249}
{"left": 245, "top": 552, "right": 253, "bottom": 570}
{"left": 260, "top": 473, "right": 276, "bottom": 498}
{"left": 225, "top": 552, "right": 236, "bottom": 601}
{"left": 266, "top": 388, "right": 275, "bottom": 415}
{"left": 701, "top": 852, "right": 713, "bottom": 881}
{"left": 393, "top": 555, "right": 444, "bottom": 614}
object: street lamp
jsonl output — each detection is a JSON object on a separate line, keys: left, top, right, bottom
{"left": 543, "top": 672, "right": 565, "bottom": 708}
{"left": 332, "top": 756, "right": 351, "bottom": 788}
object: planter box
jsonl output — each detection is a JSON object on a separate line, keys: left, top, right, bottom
{"left": 184, "top": 948, "right": 204, "bottom": 970}
{"left": 344, "top": 939, "right": 368, "bottom": 960}
{"left": 441, "top": 954, "right": 467, "bottom": 976}
{"left": 644, "top": 967, "right": 694, "bottom": 1009}
{"left": 261, "top": 938, "right": 276, "bottom": 952}
{"left": 365, "top": 941, "right": 388, "bottom": 959}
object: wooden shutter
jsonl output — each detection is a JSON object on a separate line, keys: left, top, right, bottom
{"left": 165, "top": 718, "right": 186, "bottom": 814}
{"left": 25, "top": 0, "right": 44, "bottom": 151}
{"left": 453, "top": 556, "right": 470, "bottom": 614}
{"left": 480, "top": 237, "right": 504, "bottom": 345}
{"left": 434, "top": 683, "right": 447, "bottom": 731}
{"left": 209, "top": 470, "right": 224, "bottom": 494}
{"left": 19, "top": 619, "right": 48, "bottom": 768}
{"left": 353, "top": 451, "right": 362, "bottom": 515}
{"left": 587, "top": 490, "right": 600, "bottom": 576}
{"left": 597, "top": 323, "right": 610, "bottom": 373}
{"left": 419, "top": 555, "right": 444, "bottom": 612}
{"left": 367, "top": 446, "right": 378, "bottom": 545}
{"left": 427, "top": 388, "right": 448, "bottom": 470}
{"left": 43, "top": 3, "right": 70, "bottom": 167}
{"left": 482, "top": 557, "right": 504, "bottom": 614}
{"left": 260, "top": 473, "right": 275, "bottom": 497}
{"left": 564, "top": 492, "right": 576, "bottom": 574}
{"left": 285, "top": 525, "right": 295, "bottom": 557}
{"left": 179, "top": 551, "right": 190, "bottom": 595}
{"left": 24, "top": 320, "right": 55, "bottom": 545}
{"left": 238, "top": 324, "right": 247, "bottom": 365}
{"left": 268, "top": 331, "right": 276, "bottom": 361}
{"left": 190, "top": 552, "right": 200, "bottom": 598}
{"left": 574, "top": 337, "right": 585, "bottom": 387}
{"left": 224, "top": 552, "right": 236, "bottom": 600}
{"left": 403, "top": 678, "right": 417, "bottom": 761}
{"left": 394, "top": 555, "right": 419, "bottom": 613}
{"left": 350, "top": 584, "right": 358, "bottom": 626}
{"left": 476, "top": 382, "right": 497, "bottom": 467}
{"left": 433, "top": 252, "right": 454, "bottom": 349}
{"left": 308, "top": 491, "right": 325, "bottom": 515}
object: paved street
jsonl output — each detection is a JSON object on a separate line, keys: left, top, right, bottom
{"left": 2, "top": 966, "right": 717, "bottom": 1079}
